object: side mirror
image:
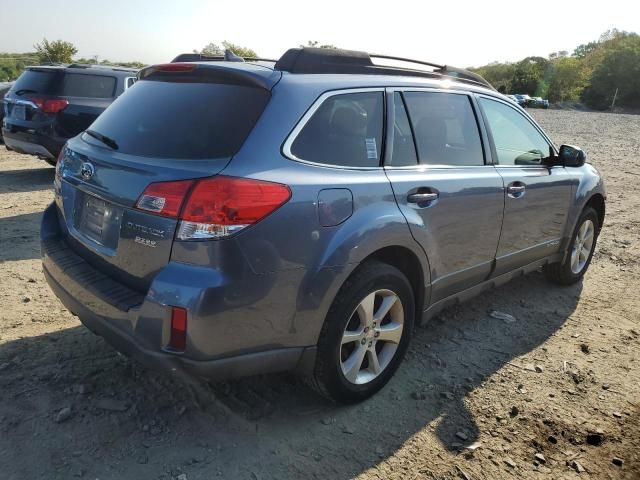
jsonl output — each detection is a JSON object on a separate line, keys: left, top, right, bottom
{"left": 559, "top": 144, "right": 586, "bottom": 167}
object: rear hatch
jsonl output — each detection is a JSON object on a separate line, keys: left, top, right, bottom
{"left": 56, "top": 63, "right": 278, "bottom": 292}
{"left": 4, "top": 67, "right": 119, "bottom": 138}
{"left": 4, "top": 68, "right": 64, "bottom": 128}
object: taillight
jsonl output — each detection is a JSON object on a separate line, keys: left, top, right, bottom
{"left": 29, "top": 97, "right": 69, "bottom": 113}
{"left": 135, "top": 176, "right": 291, "bottom": 240}
{"left": 136, "top": 180, "right": 194, "bottom": 218}
{"left": 168, "top": 307, "right": 187, "bottom": 351}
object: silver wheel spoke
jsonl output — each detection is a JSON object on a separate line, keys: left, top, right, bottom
{"left": 373, "top": 294, "right": 397, "bottom": 323}
{"left": 341, "top": 329, "right": 363, "bottom": 345}
{"left": 377, "top": 323, "right": 403, "bottom": 344}
{"left": 583, "top": 230, "right": 594, "bottom": 243}
{"left": 357, "top": 292, "right": 376, "bottom": 327}
{"left": 368, "top": 348, "right": 382, "bottom": 375}
{"left": 581, "top": 246, "right": 590, "bottom": 260}
{"left": 342, "top": 345, "right": 367, "bottom": 383}
{"left": 571, "top": 249, "right": 579, "bottom": 271}
{"left": 578, "top": 222, "right": 587, "bottom": 241}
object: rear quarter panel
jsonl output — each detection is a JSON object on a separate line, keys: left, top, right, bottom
{"left": 188, "top": 78, "right": 430, "bottom": 346}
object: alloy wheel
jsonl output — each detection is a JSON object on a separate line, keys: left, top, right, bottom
{"left": 339, "top": 289, "right": 404, "bottom": 385}
{"left": 571, "top": 219, "right": 595, "bottom": 274}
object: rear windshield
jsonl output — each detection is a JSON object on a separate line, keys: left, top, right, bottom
{"left": 12, "top": 69, "right": 60, "bottom": 94}
{"left": 87, "top": 80, "right": 270, "bottom": 159}
{"left": 12, "top": 69, "right": 116, "bottom": 98}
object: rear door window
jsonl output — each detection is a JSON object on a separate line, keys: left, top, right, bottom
{"left": 403, "top": 92, "right": 484, "bottom": 166}
{"left": 290, "top": 91, "right": 384, "bottom": 167}
{"left": 61, "top": 74, "right": 116, "bottom": 98}
{"left": 87, "top": 80, "right": 270, "bottom": 159}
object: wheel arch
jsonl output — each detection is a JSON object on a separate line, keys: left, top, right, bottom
{"left": 365, "top": 246, "right": 427, "bottom": 318}
{"left": 585, "top": 193, "right": 605, "bottom": 232}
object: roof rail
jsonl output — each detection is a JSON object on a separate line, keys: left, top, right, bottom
{"left": 274, "top": 47, "right": 495, "bottom": 90}
{"left": 171, "top": 52, "right": 278, "bottom": 63}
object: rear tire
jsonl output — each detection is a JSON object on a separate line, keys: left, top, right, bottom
{"left": 543, "top": 207, "right": 599, "bottom": 285}
{"left": 308, "top": 260, "right": 414, "bottom": 404}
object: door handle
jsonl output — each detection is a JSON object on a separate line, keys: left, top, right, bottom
{"left": 407, "top": 192, "right": 439, "bottom": 203}
{"left": 507, "top": 183, "right": 526, "bottom": 197}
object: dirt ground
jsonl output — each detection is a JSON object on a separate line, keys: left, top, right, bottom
{"left": 0, "top": 109, "right": 638, "bottom": 480}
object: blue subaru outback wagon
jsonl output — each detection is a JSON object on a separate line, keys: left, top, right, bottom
{"left": 42, "top": 48, "right": 605, "bottom": 403}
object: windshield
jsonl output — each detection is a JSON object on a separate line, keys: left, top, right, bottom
{"left": 86, "top": 80, "right": 270, "bottom": 159}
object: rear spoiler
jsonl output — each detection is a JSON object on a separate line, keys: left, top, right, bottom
{"left": 138, "top": 63, "right": 278, "bottom": 90}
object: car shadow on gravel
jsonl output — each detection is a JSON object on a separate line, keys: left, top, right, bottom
{"left": 0, "top": 166, "right": 54, "bottom": 194}
{"left": 0, "top": 212, "right": 43, "bottom": 261}
{"left": 0, "top": 271, "right": 582, "bottom": 479}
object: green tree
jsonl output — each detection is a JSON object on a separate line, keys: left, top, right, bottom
{"left": 197, "top": 41, "right": 258, "bottom": 58}
{"left": 33, "top": 38, "right": 78, "bottom": 64}
{"left": 199, "top": 43, "right": 223, "bottom": 56}
{"left": 471, "top": 62, "right": 516, "bottom": 93}
{"left": 511, "top": 56, "right": 549, "bottom": 95}
{"left": 573, "top": 41, "right": 598, "bottom": 58}
{"left": 0, "top": 52, "right": 39, "bottom": 81}
{"left": 301, "top": 40, "right": 337, "bottom": 49}
{"left": 583, "top": 34, "right": 640, "bottom": 109}
{"left": 548, "top": 57, "right": 587, "bottom": 102}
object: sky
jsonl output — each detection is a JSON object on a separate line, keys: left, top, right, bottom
{"left": 0, "top": 0, "right": 638, "bottom": 67}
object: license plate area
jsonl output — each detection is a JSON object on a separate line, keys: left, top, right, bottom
{"left": 74, "top": 191, "right": 121, "bottom": 251}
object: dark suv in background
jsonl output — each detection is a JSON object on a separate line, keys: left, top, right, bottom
{"left": 0, "top": 81, "right": 14, "bottom": 143}
{"left": 2, "top": 64, "right": 137, "bottom": 165}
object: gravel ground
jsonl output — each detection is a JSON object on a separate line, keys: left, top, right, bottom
{"left": 0, "top": 109, "right": 638, "bottom": 480}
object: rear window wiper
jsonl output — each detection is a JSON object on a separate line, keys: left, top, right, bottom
{"left": 14, "top": 89, "right": 38, "bottom": 96}
{"left": 85, "top": 129, "right": 119, "bottom": 150}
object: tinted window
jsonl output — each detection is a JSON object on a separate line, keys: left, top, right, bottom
{"left": 403, "top": 92, "right": 484, "bottom": 166}
{"left": 479, "top": 97, "right": 551, "bottom": 165}
{"left": 87, "top": 80, "right": 269, "bottom": 159}
{"left": 291, "top": 91, "right": 383, "bottom": 167}
{"left": 61, "top": 74, "right": 116, "bottom": 98}
{"left": 389, "top": 92, "right": 417, "bottom": 166}
{"left": 11, "top": 69, "right": 60, "bottom": 94}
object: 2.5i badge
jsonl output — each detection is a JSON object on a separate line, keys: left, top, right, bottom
{"left": 134, "top": 236, "right": 157, "bottom": 248}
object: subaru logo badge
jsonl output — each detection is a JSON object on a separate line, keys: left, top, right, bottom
{"left": 80, "top": 162, "right": 95, "bottom": 180}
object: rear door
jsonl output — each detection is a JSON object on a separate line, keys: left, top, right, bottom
{"left": 56, "top": 70, "right": 272, "bottom": 292}
{"left": 477, "top": 96, "right": 573, "bottom": 275}
{"left": 384, "top": 89, "right": 504, "bottom": 304}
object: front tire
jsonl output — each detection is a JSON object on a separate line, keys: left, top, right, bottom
{"left": 308, "top": 260, "right": 415, "bottom": 404}
{"left": 543, "top": 207, "right": 599, "bottom": 285}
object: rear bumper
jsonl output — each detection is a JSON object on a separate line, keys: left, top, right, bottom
{"left": 2, "top": 128, "right": 65, "bottom": 160}
{"left": 41, "top": 202, "right": 315, "bottom": 380}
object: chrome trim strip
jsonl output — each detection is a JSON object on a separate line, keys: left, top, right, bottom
{"left": 5, "top": 98, "right": 39, "bottom": 109}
